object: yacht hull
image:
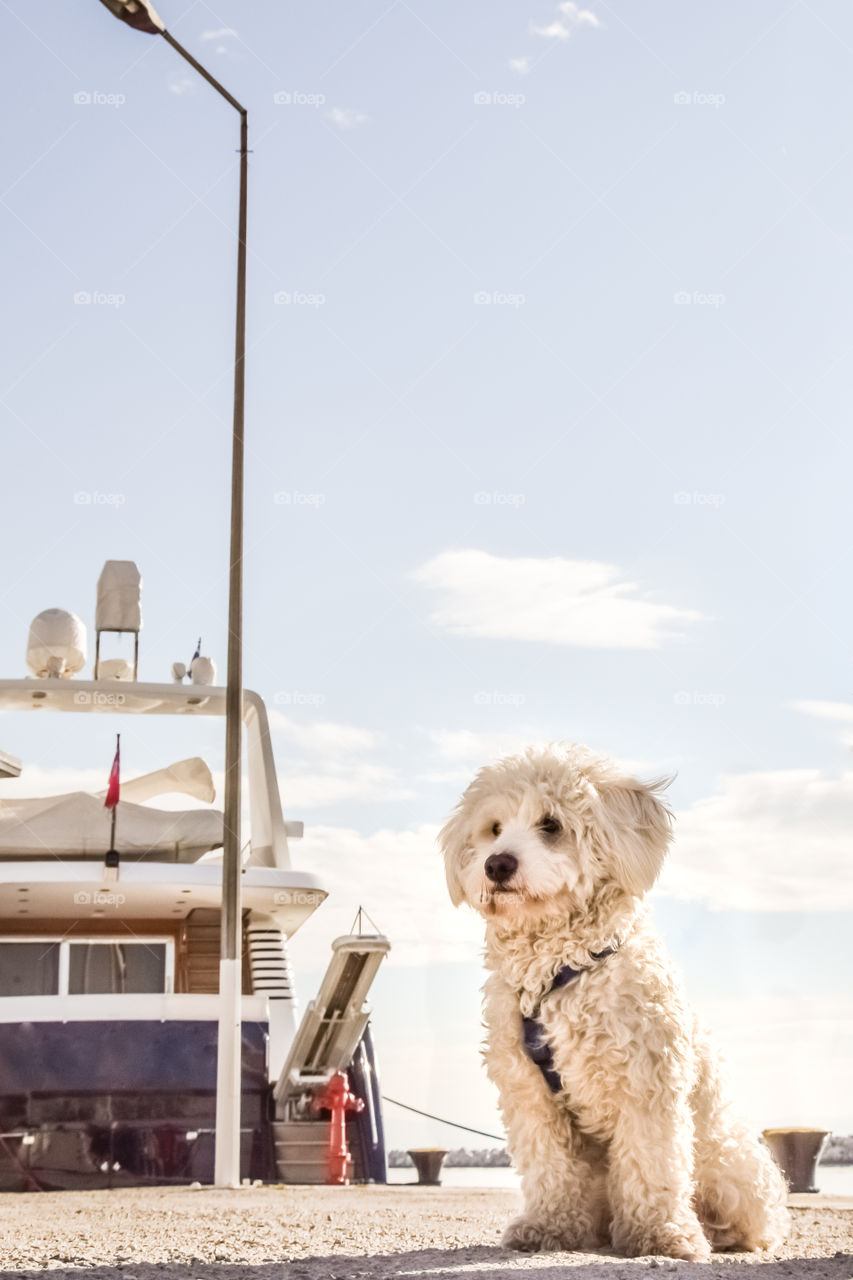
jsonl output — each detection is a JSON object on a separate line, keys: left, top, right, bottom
{"left": 0, "top": 1019, "right": 274, "bottom": 1190}
{"left": 0, "top": 1019, "right": 387, "bottom": 1189}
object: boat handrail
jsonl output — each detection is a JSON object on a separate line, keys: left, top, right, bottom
{"left": 0, "top": 991, "right": 269, "bottom": 1022}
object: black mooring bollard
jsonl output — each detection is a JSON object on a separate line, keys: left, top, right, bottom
{"left": 407, "top": 1148, "right": 448, "bottom": 1185}
{"left": 762, "top": 1128, "right": 830, "bottom": 1193}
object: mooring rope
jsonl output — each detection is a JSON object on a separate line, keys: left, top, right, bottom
{"left": 382, "top": 1096, "right": 504, "bottom": 1142}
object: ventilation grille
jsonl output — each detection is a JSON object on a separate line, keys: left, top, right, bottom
{"left": 246, "top": 925, "right": 295, "bottom": 1000}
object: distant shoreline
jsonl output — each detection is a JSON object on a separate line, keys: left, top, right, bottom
{"left": 818, "top": 1135, "right": 853, "bottom": 1166}
{"left": 389, "top": 1135, "right": 853, "bottom": 1170}
{"left": 388, "top": 1147, "right": 510, "bottom": 1169}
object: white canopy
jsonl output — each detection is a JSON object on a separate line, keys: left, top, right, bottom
{"left": 95, "top": 560, "right": 142, "bottom": 633}
{"left": 0, "top": 791, "right": 222, "bottom": 861}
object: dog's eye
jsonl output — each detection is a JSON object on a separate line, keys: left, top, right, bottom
{"left": 539, "top": 815, "right": 562, "bottom": 837}
{"left": 491, "top": 821, "right": 502, "bottom": 837}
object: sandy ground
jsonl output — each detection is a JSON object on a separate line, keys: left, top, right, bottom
{"left": 0, "top": 1186, "right": 850, "bottom": 1280}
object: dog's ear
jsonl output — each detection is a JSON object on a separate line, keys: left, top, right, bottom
{"left": 438, "top": 809, "right": 470, "bottom": 907}
{"left": 596, "top": 775, "right": 673, "bottom": 897}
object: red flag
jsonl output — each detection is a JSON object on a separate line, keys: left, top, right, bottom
{"left": 105, "top": 735, "right": 120, "bottom": 810}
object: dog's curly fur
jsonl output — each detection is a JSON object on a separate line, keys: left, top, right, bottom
{"left": 440, "top": 744, "right": 789, "bottom": 1260}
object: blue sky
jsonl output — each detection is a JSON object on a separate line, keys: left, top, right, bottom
{"left": 1, "top": 0, "right": 853, "bottom": 1149}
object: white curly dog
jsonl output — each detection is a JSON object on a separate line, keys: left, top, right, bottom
{"left": 440, "top": 744, "right": 788, "bottom": 1260}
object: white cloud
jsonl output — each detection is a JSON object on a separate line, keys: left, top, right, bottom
{"left": 423, "top": 730, "right": 652, "bottom": 792}
{"left": 430, "top": 728, "right": 646, "bottom": 768}
{"left": 421, "top": 729, "right": 547, "bottom": 786}
{"left": 430, "top": 727, "right": 540, "bottom": 765}
{"left": 326, "top": 107, "right": 367, "bottom": 130}
{"left": 286, "top": 823, "right": 483, "bottom": 970}
{"left": 789, "top": 699, "right": 853, "bottom": 750}
{"left": 200, "top": 27, "right": 237, "bottom": 41}
{"left": 509, "top": 56, "right": 532, "bottom": 74}
{"left": 0, "top": 765, "right": 111, "bottom": 798}
{"left": 660, "top": 767, "right": 853, "bottom": 910}
{"left": 532, "top": 1, "right": 599, "bottom": 41}
{"left": 694, "top": 995, "right": 853, "bottom": 1134}
{"left": 168, "top": 78, "right": 196, "bottom": 96}
{"left": 269, "top": 711, "right": 379, "bottom": 756}
{"left": 268, "top": 712, "right": 411, "bottom": 807}
{"left": 413, "top": 549, "right": 701, "bottom": 650}
{"left": 283, "top": 764, "right": 412, "bottom": 809}
{"left": 790, "top": 699, "right": 853, "bottom": 723}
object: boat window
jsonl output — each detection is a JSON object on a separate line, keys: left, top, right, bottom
{"left": 68, "top": 942, "right": 167, "bottom": 994}
{"left": 0, "top": 942, "right": 60, "bottom": 996}
{"left": 0, "top": 938, "right": 174, "bottom": 996}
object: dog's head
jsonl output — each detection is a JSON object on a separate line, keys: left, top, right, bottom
{"left": 439, "top": 744, "right": 672, "bottom": 922}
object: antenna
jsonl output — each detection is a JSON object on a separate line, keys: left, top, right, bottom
{"left": 349, "top": 905, "right": 382, "bottom": 937}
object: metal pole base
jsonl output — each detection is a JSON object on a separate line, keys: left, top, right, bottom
{"left": 214, "top": 957, "right": 243, "bottom": 1187}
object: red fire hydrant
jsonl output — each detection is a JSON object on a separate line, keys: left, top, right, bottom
{"left": 311, "top": 1071, "right": 364, "bottom": 1185}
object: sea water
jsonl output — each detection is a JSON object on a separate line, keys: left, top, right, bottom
{"left": 387, "top": 1163, "right": 853, "bottom": 1194}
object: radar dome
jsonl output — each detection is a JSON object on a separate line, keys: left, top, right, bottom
{"left": 27, "top": 609, "right": 87, "bottom": 678}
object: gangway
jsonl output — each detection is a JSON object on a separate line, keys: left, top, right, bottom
{"left": 274, "top": 931, "right": 390, "bottom": 1102}
{"left": 272, "top": 927, "right": 390, "bottom": 1183}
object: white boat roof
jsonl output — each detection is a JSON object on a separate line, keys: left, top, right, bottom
{"left": 0, "top": 791, "right": 222, "bottom": 861}
{"left": 0, "top": 861, "right": 327, "bottom": 933}
{"left": 0, "top": 678, "right": 236, "bottom": 716}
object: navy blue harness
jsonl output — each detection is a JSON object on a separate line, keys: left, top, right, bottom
{"left": 520, "top": 948, "right": 615, "bottom": 1093}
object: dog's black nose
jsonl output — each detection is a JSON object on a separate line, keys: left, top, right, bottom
{"left": 485, "top": 852, "right": 518, "bottom": 884}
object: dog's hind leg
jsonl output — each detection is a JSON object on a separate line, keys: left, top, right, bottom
{"left": 694, "top": 1128, "right": 789, "bottom": 1252}
{"left": 484, "top": 976, "right": 604, "bottom": 1253}
{"left": 692, "top": 1044, "right": 789, "bottom": 1251}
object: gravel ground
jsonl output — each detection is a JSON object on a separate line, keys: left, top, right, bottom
{"left": 0, "top": 1186, "right": 850, "bottom": 1280}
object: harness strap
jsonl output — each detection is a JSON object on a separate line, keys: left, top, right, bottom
{"left": 520, "top": 948, "right": 615, "bottom": 1094}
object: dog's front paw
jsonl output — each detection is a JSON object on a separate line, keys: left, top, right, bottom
{"left": 658, "top": 1233, "right": 712, "bottom": 1264}
{"left": 502, "top": 1215, "right": 546, "bottom": 1252}
{"left": 502, "top": 1214, "right": 589, "bottom": 1253}
{"left": 615, "top": 1221, "right": 712, "bottom": 1263}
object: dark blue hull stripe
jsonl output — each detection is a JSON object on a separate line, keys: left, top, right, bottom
{"left": 0, "top": 1020, "right": 387, "bottom": 1189}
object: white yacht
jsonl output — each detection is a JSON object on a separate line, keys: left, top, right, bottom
{"left": 0, "top": 561, "right": 389, "bottom": 1190}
